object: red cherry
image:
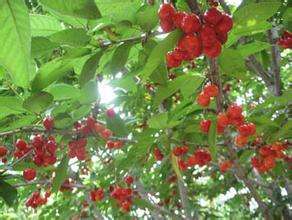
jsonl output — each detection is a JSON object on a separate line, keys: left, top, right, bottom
{"left": 120, "top": 200, "right": 131, "bottom": 212}
{"left": 204, "top": 7, "right": 223, "bottom": 25}
{"left": 160, "top": 20, "right": 175, "bottom": 33}
{"left": 154, "top": 147, "right": 164, "bottom": 161}
{"left": 86, "top": 116, "right": 96, "bottom": 131}
{"left": 197, "top": 92, "right": 211, "bottom": 107}
{"left": 166, "top": 51, "right": 182, "bottom": 68}
{"left": 23, "top": 168, "right": 36, "bottom": 181}
{"left": 32, "top": 134, "right": 44, "bottom": 149}
{"left": 15, "top": 139, "right": 28, "bottom": 151}
{"left": 172, "top": 145, "right": 189, "bottom": 156}
{"left": 178, "top": 34, "right": 202, "bottom": 58}
{"left": 173, "top": 11, "right": 187, "bottom": 28}
{"left": 45, "top": 140, "right": 57, "bottom": 155}
{"left": 107, "top": 141, "right": 115, "bottom": 149}
{"left": 114, "top": 141, "right": 124, "bottom": 149}
{"left": 158, "top": 3, "right": 176, "bottom": 20}
{"left": 106, "top": 108, "right": 115, "bottom": 118}
{"left": 203, "top": 40, "right": 222, "bottom": 58}
{"left": 203, "top": 84, "right": 219, "bottom": 97}
{"left": 0, "top": 146, "right": 7, "bottom": 157}
{"left": 235, "top": 135, "right": 248, "bottom": 147}
{"left": 1, "top": 157, "right": 7, "bottom": 163}
{"left": 219, "top": 160, "right": 233, "bottom": 173}
{"left": 178, "top": 159, "right": 188, "bottom": 171}
{"left": 95, "top": 123, "right": 105, "bottom": 133}
{"left": 200, "top": 119, "right": 211, "bottom": 133}
{"left": 227, "top": 104, "right": 243, "bottom": 119}
{"left": 200, "top": 25, "right": 217, "bottom": 48}
{"left": 43, "top": 116, "right": 54, "bottom": 131}
{"left": 238, "top": 123, "right": 256, "bottom": 137}
{"left": 215, "top": 14, "right": 233, "bottom": 34}
{"left": 124, "top": 175, "right": 134, "bottom": 185}
{"left": 216, "top": 124, "right": 225, "bottom": 134}
{"left": 216, "top": 31, "right": 228, "bottom": 44}
{"left": 217, "top": 113, "right": 229, "bottom": 128}
{"left": 90, "top": 188, "right": 104, "bottom": 202}
{"left": 181, "top": 14, "right": 201, "bottom": 34}
{"left": 100, "top": 129, "right": 113, "bottom": 139}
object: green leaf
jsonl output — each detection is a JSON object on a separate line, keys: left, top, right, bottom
{"left": 233, "top": 2, "right": 281, "bottom": 25}
{"left": 23, "top": 92, "right": 54, "bottom": 114}
{"left": 154, "top": 75, "right": 203, "bottom": 106}
{"left": 0, "top": 0, "right": 32, "bottom": 88}
{"left": 95, "top": 0, "right": 140, "bottom": 23}
{"left": 0, "top": 97, "right": 27, "bottom": 119}
{"left": 49, "top": 28, "right": 90, "bottom": 46}
{"left": 148, "top": 113, "right": 168, "bottom": 129}
{"left": 40, "top": 0, "right": 101, "bottom": 20}
{"left": 52, "top": 156, "right": 69, "bottom": 193}
{"left": 31, "top": 37, "right": 59, "bottom": 58}
{"left": 105, "top": 114, "right": 129, "bottom": 137}
{"left": 238, "top": 41, "right": 270, "bottom": 57}
{"left": 79, "top": 80, "right": 99, "bottom": 104}
{"left": 150, "top": 63, "right": 168, "bottom": 86}
{"left": 79, "top": 51, "right": 103, "bottom": 87}
{"left": 54, "top": 113, "right": 73, "bottom": 129}
{"left": 135, "top": 4, "right": 159, "bottom": 31}
{"left": 208, "top": 119, "right": 217, "bottom": 161}
{"left": 30, "top": 14, "right": 63, "bottom": 36}
{"left": 31, "top": 58, "right": 76, "bottom": 91}
{"left": 0, "top": 180, "right": 17, "bottom": 206}
{"left": 104, "top": 43, "right": 132, "bottom": 75}
{"left": 46, "top": 83, "right": 81, "bottom": 101}
{"left": 139, "top": 30, "right": 183, "bottom": 80}
{"left": 0, "top": 115, "right": 36, "bottom": 132}
{"left": 218, "top": 49, "right": 247, "bottom": 79}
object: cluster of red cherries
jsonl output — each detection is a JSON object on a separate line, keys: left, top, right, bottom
{"left": 158, "top": 3, "right": 233, "bottom": 68}
{"left": 90, "top": 188, "right": 104, "bottom": 202}
{"left": 197, "top": 83, "right": 219, "bottom": 107}
{"left": 154, "top": 145, "right": 212, "bottom": 170}
{"left": 251, "top": 142, "right": 288, "bottom": 173}
{"left": 0, "top": 145, "right": 8, "bottom": 163}
{"left": 26, "top": 191, "right": 51, "bottom": 209}
{"left": 277, "top": 31, "right": 292, "bottom": 49}
{"left": 110, "top": 184, "right": 134, "bottom": 212}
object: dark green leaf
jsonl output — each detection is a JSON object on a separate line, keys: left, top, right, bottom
{"left": 0, "top": 180, "right": 17, "bottom": 206}
{"left": 135, "top": 4, "right": 159, "bottom": 31}
{"left": 106, "top": 114, "right": 128, "bottom": 137}
{"left": 31, "top": 37, "right": 59, "bottom": 58}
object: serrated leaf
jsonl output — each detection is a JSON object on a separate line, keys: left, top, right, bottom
{"left": 52, "top": 156, "right": 69, "bottom": 193}
{"left": 148, "top": 113, "right": 168, "bottom": 129}
{"left": 23, "top": 92, "right": 54, "bottom": 114}
{"left": 139, "top": 30, "right": 183, "bottom": 80}
{"left": 79, "top": 51, "right": 103, "bottom": 87}
{"left": 0, "top": 0, "right": 32, "bottom": 88}
{"left": 40, "top": 0, "right": 101, "bottom": 20}
{"left": 0, "top": 180, "right": 17, "bottom": 206}
{"left": 49, "top": 28, "right": 90, "bottom": 47}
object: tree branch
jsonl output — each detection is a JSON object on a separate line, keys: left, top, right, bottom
{"left": 267, "top": 28, "right": 282, "bottom": 96}
{"left": 186, "top": 0, "right": 202, "bottom": 17}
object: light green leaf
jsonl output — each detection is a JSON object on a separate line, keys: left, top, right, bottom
{"left": 0, "top": 0, "right": 32, "bottom": 88}
{"left": 139, "top": 30, "right": 183, "bottom": 80}
{"left": 79, "top": 51, "right": 103, "bottom": 87}
{"left": 31, "top": 37, "right": 59, "bottom": 58}
{"left": 238, "top": 41, "right": 270, "bottom": 57}
{"left": 23, "top": 92, "right": 54, "bottom": 114}
{"left": 79, "top": 80, "right": 99, "bottom": 104}
{"left": 46, "top": 83, "right": 81, "bottom": 101}
{"left": 31, "top": 58, "right": 76, "bottom": 91}
{"left": 135, "top": 4, "right": 159, "bottom": 31}
{"left": 0, "top": 97, "right": 27, "bottom": 119}
{"left": 52, "top": 156, "right": 69, "bottom": 193}
{"left": 49, "top": 28, "right": 90, "bottom": 46}
{"left": 0, "top": 180, "right": 17, "bottom": 206}
{"left": 148, "top": 113, "right": 168, "bottom": 129}
{"left": 95, "top": 0, "right": 140, "bottom": 23}
{"left": 30, "top": 14, "right": 63, "bottom": 36}
{"left": 40, "top": 0, "right": 101, "bottom": 20}
{"left": 0, "top": 115, "right": 36, "bottom": 132}
{"left": 104, "top": 43, "right": 132, "bottom": 75}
